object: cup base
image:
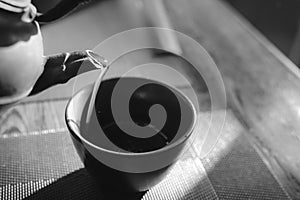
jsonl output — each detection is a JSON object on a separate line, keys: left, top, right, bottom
{"left": 83, "top": 146, "right": 172, "bottom": 193}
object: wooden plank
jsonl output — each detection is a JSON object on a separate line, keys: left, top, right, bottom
{"left": 0, "top": 100, "right": 68, "bottom": 137}
{"left": 161, "top": 0, "right": 300, "bottom": 198}
{"left": 26, "top": 0, "right": 152, "bottom": 101}
{"left": 26, "top": 0, "right": 208, "bottom": 102}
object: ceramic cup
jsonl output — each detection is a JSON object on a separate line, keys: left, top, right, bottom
{"left": 65, "top": 77, "right": 197, "bottom": 193}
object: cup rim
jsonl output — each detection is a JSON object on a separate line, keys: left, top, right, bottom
{"left": 65, "top": 77, "right": 198, "bottom": 157}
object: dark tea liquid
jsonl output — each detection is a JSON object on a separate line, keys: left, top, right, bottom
{"left": 94, "top": 77, "right": 182, "bottom": 153}
{"left": 101, "top": 122, "right": 170, "bottom": 153}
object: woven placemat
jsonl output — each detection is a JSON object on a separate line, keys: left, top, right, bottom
{"left": 0, "top": 124, "right": 290, "bottom": 200}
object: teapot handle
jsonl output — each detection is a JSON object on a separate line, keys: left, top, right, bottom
{"left": 35, "top": 0, "right": 93, "bottom": 23}
{"left": 30, "top": 50, "right": 108, "bottom": 95}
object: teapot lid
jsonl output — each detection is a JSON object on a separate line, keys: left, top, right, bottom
{"left": 0, "top": 0, "right": 36, "bottom": 22}
{"left": 0, "top": 0, "right": 31, "bottom": 13}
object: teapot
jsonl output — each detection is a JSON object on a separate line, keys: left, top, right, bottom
{"left": 0, "top": 0, "right": 107, "bottom": 110}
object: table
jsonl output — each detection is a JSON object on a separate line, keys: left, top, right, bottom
{"left": 1, "top": 0, "right": 299, "bottom": 199}
{"left": 0, "top": 101, "right": 290, "bottom": 200}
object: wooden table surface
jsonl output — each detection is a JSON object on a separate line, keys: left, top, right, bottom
{"left": 1, "top": 0, "right": 300, "bottom": 199}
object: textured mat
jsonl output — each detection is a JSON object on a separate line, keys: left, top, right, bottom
{"left": 0, "top": 120, "right": 290, "bottom": 200}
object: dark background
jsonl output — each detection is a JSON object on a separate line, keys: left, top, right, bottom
{"left": 224, "top": 0, "right": 300, "bottom": 66}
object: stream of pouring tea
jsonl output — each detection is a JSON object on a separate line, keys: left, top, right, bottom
{"left": 85, "top": 57, "right": 109, "bottom": 125}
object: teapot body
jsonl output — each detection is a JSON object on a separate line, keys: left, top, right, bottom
{"left": 0, "top": 21, "right": 44, "bottom": 104}
{"left": 0, "top": 1, "right": 44, "bottom": 104}
{"left": 0, "top": 0, "right": 107, "bottom": 109}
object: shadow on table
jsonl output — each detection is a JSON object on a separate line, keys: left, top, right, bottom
{"left": 24, "top": 168, "right": 146, "bottom": 200}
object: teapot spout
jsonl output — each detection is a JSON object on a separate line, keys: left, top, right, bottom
{"left": 30, "top": 50, "right": 108, "bottom": 95}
